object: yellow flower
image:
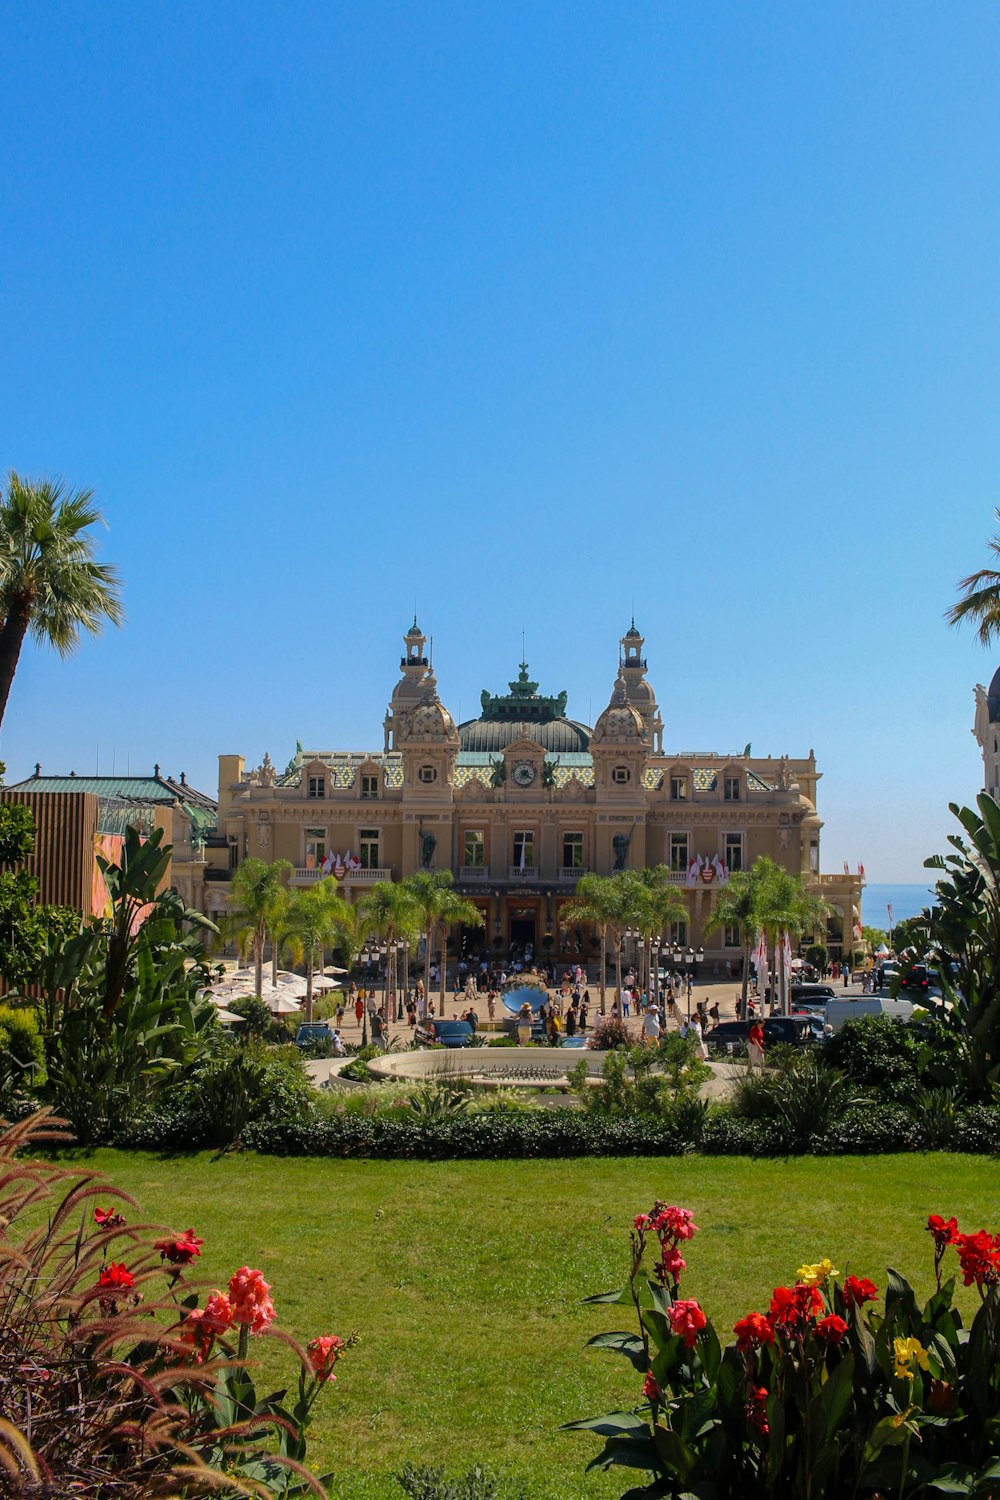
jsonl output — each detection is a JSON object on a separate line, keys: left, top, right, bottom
{"left": 893, "top": 1336, "right": 930, "bottom": 1381}
{"left": 796, "top": 1258, "right": 839, "bottom": 1287}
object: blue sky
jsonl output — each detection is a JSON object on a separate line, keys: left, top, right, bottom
{"left": 1, "top": 1, "right": 998, "bottom": 881}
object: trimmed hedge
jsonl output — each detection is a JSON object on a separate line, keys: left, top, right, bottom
{"left": 241, "top": 1112, "right": 694, "bottom": 1159}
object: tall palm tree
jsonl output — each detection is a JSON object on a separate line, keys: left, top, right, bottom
{"left": 358, "top": 880, "right": 421, "bottom": 1018}
{"left": 948, "top": 507, "right": 1000, "bottom": 646}
{"left": 436, "top": 888, "right": 484, "bottom": 1007}
{"left": 755, "top": 860, "right": 831, "bottom": 1015}
{"left": 563, "top": 872, "right": 650, "bottom": 1016}
{"left": 704, "top": 863, "right": 770, "bottom": 1015}
{"left": 266, "top": 883, "right": 293, "bottom": 987}
{"left": 221, "top": 858, "right": 293, "bottom": 998}
{"left": 636, "top": 865, "right": 689, "bottom": 995}
{"left": 400, "top": 870, "right": 458, "bottom": 1004}
{"left": 0, "top": 473, "right": 125, "bottom": 728}
{"left": 281, "top": 879, "right": 351, "bottom": 1022}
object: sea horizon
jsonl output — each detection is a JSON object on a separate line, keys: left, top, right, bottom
{"left": 862, "top": 882, "right": 936, "bottom": 927}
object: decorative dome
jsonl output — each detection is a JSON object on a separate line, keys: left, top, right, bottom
{"left": 406, "top": 683, "right": 457, "bottom": 741}
{"left": 458, "top": 658, "right": 591, "bottom": 753}
{"left": 592, "top": 670, "right": 645, "bottom": 743}
{"left": 458, "top": 717, "right": 591, "bottom": 753}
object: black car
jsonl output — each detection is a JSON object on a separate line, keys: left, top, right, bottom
{"left": 789, "top": 983, "right": 837, "bottom": 1008}
{"left": 703, "top": 1017, "right": 817, "bottom": 1054}
{"left": 415, "top": 1018, "right": 475, "bottom": 1048}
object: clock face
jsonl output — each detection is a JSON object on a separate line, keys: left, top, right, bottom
{"left": 512, "top": 760, "right": 536, "bottom": 788}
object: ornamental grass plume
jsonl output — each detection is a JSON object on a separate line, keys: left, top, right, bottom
{"left": 0, "top": 1109, "right": 350, "bottom": 1497}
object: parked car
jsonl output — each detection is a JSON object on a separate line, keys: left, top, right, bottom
{"left": 415, "top": 1018, "right": 475, "bottom": 1048}
{"left": 703, "top": 1017, "right": 818, "bottom": 1054}
{"left": 899, "top": 964, "right": 941, "bottom": 996}
{"left": 790, "top": 983, "right": 837, "bottom": 1008}
{"left": 294, "top": 1022, "right": 334, "bottom": 1049}
{"left": 823, "top": 997, "right": 914, "bottom": 1032}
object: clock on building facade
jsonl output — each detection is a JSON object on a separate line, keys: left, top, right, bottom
{"left": 511, "top": 760, "right": 537, "bottom": 788}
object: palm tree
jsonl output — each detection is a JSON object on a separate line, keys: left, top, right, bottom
{"left": 400, "top": 871, "right": 457, "bottom": 1005}
{"left": 636, "top": 866, "right": 689, "bottom": 995}
{"left": 0, "top": 473, "right": 125, "bottom": 728}
{"left": 221, "top": 858, "right": 293, "bottom": 998}
{"left": 436, "top": 888, "right": 484, "bottom": 1008}
{"left": 281, "top": 879, "right": 351, "bottom": 1022}
{"left": 948, "top": 507, "right": 1000, "bottom": 646}
{"left": 704, "top": 863, "right": 770, "bottom": 1015}
{"left": 266, "top": 883, "right": 293, "bottom": 986}
{"left": 358, "top": 881, "right": 421, "bottom": 1019}
{"left": 562, "top": 872, "right": 651, "bottom": 1016}
{"left": 755, "top": 860, "right": 831, "bottom": 1015}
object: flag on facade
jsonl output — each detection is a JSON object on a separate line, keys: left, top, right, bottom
{"left": 843, "top": 861, "right": 850, "bottom": 875}
{"left": 858, "top": 863, "right": 865, "bottom": 878}
{"left": 519, "top": 837, "right": 526, "bottom": 871}
{"left": 887, "top": 902, "right": 893, "bottom": 926}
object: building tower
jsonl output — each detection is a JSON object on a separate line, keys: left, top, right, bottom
{"left": 384, "top": 618, "right": 431, "bottom": 751}
{"left": 619, "top": 620, "right": 663, "bottom": 753}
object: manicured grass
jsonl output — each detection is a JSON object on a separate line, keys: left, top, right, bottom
{"left": 78, "top": 1149, "right": 1000, "bottom": 1499}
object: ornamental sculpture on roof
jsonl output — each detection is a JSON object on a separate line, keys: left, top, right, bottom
{"left": 478, "top": 660, "right": 568, "bottom": 722}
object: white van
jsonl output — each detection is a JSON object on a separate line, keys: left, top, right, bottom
{"left": 824, "top": 997, "right": 914, "bottom": 1032}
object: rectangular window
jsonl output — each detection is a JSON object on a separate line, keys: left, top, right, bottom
{"left": 725, "top": 833, "right": 743, "bottom": 872}
{"left": 463, "top": 830, "right": 486, "bottom": 867}
{"left": 670, "top": 776, "right": 688, "bottom": 801}
{"left": 359, "top": 830, "right": 380, "bottom": 869}
{"left": 360, "top": 774, "right": 378, "bottom": 800}
{"left": 668, "top": 920, "right": 688, "bottom": 947}
{"left": 724, "top": 775, "right": 741, "bottom": 802}
{"left": 612, "top": 765, "right": 630, "bottom": 784}
{"left": 669, "top": 832, "right": 689, "bottom": 872}
{"left": 418, "top": 765, "right": 437, "bottom": 784}
{"left": 512, "top": 831, "right": 535, "bottom": 869}
{"left": 562, "top": 831, "right": 584, "bottom": 869}
{"left": 723, "top": 923, "right": 740, "bottom": 947}
{"left": 305, "top": 827, "right": 326, "bottom": 869}
{"left": 307, "top": 775, "right": 326, "bottom": 799}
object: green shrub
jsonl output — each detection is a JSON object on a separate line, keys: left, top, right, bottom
{"left": 227, "top": 995, "right": 272, "bottom": 1035}
{"left": 396, "top": 1464, "right": 524, "bottom": 1499}
{"left": 821, "top": 1015, "right": 963, "bottom": 1099}
{"left": 952, "top": 1103, "right": 1000, "bottom": 1153}
{"left": 0, "top": 1004, "right": 46, "bottom": 1108}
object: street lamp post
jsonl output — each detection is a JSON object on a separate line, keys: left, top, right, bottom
{"left": 685, "top": 946, "right": 695, "bottom": 1020}
{"left": 650, "top": 941, "right": 660, "bottom": 1015}
{"left": 396, "top": 940, "right": 407, "bottom": 1022}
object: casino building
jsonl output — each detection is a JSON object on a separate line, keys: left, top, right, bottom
{"left": 201, "top": 621, "right": 861, "bottom": 964}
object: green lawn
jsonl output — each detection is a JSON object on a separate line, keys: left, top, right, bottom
{"left": 77, "top": 1149, "right": 1000, "bottom": 1499}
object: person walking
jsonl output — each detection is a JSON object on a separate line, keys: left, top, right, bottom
{"left": 580, "top": 990, "right": 590, "bottom": 1030}
{"left": 354, "top": 995, "right": 364, "bottom": 1029}
{"left": 643, "top": 1003, "right": 661, "bottom": 1048}
{"left": 517, "top": 1002, "right": 533, "bottom": 1047}
{"left": 748, "top": 1017, "right": 765, "bottom": 1071}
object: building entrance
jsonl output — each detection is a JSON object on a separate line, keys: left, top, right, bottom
{"left": 509, "top": 914, "right": 536, "bottom": 955}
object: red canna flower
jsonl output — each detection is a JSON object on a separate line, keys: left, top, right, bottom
{"left": 768, "top": 1283, "right": 823, "bottom": 1334}
{"left": 660, "top": 1244, "right": 686, "bottom": 1283}
{"left": 94, "top": 1206, "right": 126, "bottom": 1228}
{"left": 98, "top": 1262, "right": 134, "bottom": 1291}
{"left": 307, "top": 1334, "right": 345, "bottom": 1382}
{"left": 745, "top": 1385, "right": 769, "bottom": 1435}
{"left": 156, "top": 1228, "right": 204, "bottom": 1266}
{"left": 927, "top": 1214, "right": 960, "bottom": 1251}
{"left": 815, "top": 1314, "right": 849, "bottom": 1346}
{"left": 633, "top": 1213, "right": 651, "bottom": 1233}
{"left": 228, "top": 1267, "right": 276, "bottom": 1334}
{"left": 842, "top": 1275, "right": 878, "bottom": 1308}
{"left": 954, "top": 1230, "right": 1000, "bottom": 1290}
{"left": 641, "top": 1371, "right": 662, "bottom": 1401}
{"left": 666, "top": 1298, "right": 707, "bottom": 1349}
{"left": 734, "top": 1312, "right": 774, "bottom": 1350}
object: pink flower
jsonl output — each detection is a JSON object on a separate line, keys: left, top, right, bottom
{"left": 184, "top": 1291, "right": 235, "bottom": 1361}
{"left": 666, "top": 1298, "right": 707, "bottom": 1349}
{"left": 307, "top": 1334, "right": 345, "bottom": 1382}
{"left": 641, "top": 1371, "right": 662, "bottom": 1401}
{"left": 156, "top": 1228, "right": 204, "bottom": 1266}
{"left": 661, "top": 1245, "right": 686, "bottom": 1282}
{"left": 633, "top": 1213, "right": 651, "bottom": 1233}
{"left": 228, "top": 1267, "right": 276, "bottom": 1334}
{"left": 651, "top": 1205, "right": 699, "bottom": 1242}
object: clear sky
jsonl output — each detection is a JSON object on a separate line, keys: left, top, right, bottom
{"left": 2, "top": 2, "right": 999, "bottom": 881}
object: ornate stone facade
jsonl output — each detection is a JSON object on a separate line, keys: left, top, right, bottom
{"left": 204, "top": 621, "right": 862, "bottom": 961}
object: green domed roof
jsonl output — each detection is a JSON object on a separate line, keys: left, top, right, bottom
{"left": 458, "top": 659, "right": 591, "bottom": 753}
